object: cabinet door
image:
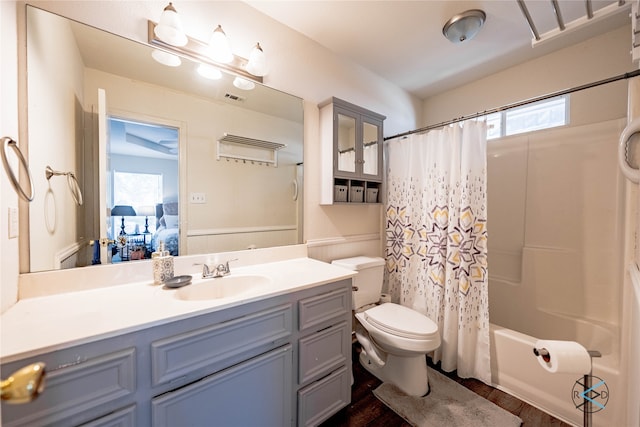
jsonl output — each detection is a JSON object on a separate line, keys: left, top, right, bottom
{"left": 334, "top": 106, "right": 358, "bottom": 178}
{"left": 152, "top": 345, "right": 293, "bottom": 427}
{"left": 361, "top": 117, "right": 383, "bottom": 181}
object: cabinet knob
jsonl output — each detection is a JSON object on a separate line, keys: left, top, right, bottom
{"left": 1, "top": 362, "right": 46, "bottom": 404}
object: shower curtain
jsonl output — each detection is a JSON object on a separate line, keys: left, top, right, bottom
{"left": 385, "top": 121, "right": 491, "bottom": 384}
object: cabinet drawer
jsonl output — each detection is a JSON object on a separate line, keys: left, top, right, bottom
{"left": 299, "top": 322, "right": 350, "bottom": 384}
{"left": 298, "top": 366, "right": 350, "bottom": 427}
{"left": 151, "top": 303, "right": 292, "bottom": 386}
{"left": 2, "top": 348, "right": 136, "bottom": 427}
{"left": 299, "top": 287, "right": 350, "bottom": 331}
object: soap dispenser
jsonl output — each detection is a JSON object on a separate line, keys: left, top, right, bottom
{"left": 152, "top": 241, "right": 174, "bottom": 285}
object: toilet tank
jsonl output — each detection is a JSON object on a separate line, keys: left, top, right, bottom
{"left": 331, "top": 256, "right": 385, "bottom": 309}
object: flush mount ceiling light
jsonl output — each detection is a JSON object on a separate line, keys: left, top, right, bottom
{"left": 442, "top": 9, "right": 486, "bottom": 44}
{"left": 154, "top": 3, "right": 188, "bottom": 47}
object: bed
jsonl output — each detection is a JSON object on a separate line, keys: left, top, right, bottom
{"left": 152, "top": 201, "right": 179, "bottom": 256}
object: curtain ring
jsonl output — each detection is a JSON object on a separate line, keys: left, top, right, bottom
{"left": 1, "top": 137, "right": 35, "bottom": 202}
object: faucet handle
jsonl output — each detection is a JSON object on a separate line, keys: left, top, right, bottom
{"left": 217, "top": 258, "right": 238, "bottom": 276}
{"left": 193, "top": 262, "right": 213, "bottom": 278}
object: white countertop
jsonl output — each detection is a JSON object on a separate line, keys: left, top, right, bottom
{"left": 0, "top": 256, "right": 355, "bottom": 363}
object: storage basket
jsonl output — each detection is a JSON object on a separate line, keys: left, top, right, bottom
{"left": 334, "top": 185, "right": 348, "bottom": 202}
{"left": 350, "top": 186, "right": 364, "bottom": 203}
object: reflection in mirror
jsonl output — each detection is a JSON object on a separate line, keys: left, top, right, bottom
{"left": 362, "top": 122, "right": 379, "bottom": 176}
{"left": 108, "top": 117, "right": 179, "bottom": 262}
{"left": 337, "top": 113, "right": 356, "bottom": 173}
{"left": 26, "top": 6, "right": 304, "bottom": 273}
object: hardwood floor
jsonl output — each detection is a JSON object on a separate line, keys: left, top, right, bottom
{"left": 320, "top": 343, "right": 572, "bottom": 427}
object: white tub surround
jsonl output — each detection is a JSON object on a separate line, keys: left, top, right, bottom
{"left": 1, "top": 244, "right": 356, "bottom": 362}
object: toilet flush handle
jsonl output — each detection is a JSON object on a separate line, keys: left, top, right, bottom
{"left": 352, "top": 286, "right": 358, "bottom": 291}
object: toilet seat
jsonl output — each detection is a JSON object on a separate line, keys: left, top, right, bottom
{"left": 364, "top": 303, "right": 438, "bottom": 340}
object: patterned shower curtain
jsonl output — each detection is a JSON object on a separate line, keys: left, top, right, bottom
{"left": 385, "top": 121, "right": 491, "bottom": 384}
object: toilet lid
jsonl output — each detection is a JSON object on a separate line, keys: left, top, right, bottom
{"left": 364, "top": 303, "right": 438, "bottom": 339}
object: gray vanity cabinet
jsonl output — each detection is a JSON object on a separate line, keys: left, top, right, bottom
{"left": 319, "top": 97, "right": 385, "bottom": 204}
{"left": 0, "top": 279, "right": 352, "bottom": 427}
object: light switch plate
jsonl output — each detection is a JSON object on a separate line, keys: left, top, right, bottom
{"left": 8, "top": 207, "right": 18, "bottom": 239}
{"left": 190, "top": 192, "right": 206, "bottom": 204}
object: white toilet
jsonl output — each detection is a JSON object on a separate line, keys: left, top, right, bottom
{"left": 332, "top": 256, "right": 441, "bottom": 396}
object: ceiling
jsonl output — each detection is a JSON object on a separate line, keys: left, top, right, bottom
{"left": 246, "top": 0, "right": 633, "bottom": 99}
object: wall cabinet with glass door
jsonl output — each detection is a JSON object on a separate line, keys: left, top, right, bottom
{"left": 319, "top": 98, "right": 385, "bottom": 204}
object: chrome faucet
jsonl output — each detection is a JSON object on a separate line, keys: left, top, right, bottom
{"left": 199, "top": 258, "right": 238, "bottom": 278}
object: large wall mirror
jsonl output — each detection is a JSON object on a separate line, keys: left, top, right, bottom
{"left": 26, "top": 6, "right": 304, "bottom": 273}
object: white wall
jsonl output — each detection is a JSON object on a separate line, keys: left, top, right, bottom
{"left": 1, "top": 1, "right": 20, "bottom": 313}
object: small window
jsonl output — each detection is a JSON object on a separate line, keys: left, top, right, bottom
{"left": 483, "top": 95, "right": 569, "bottom": 140}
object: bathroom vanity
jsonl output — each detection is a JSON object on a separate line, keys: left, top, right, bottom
{"left": 0, "top": 252, "right": 354, "bottom": 427}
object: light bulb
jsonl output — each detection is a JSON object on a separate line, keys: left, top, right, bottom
{"left": 208, "top": 25, "right": 234, "bottom": 64}
{"left": 154, "top": 3, "right": 188, "bottom": 47}
{"left": 246, "top": 42, "right": 268, "bottom": 76}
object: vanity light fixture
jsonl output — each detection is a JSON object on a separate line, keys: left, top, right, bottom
{"left": 154, "top": 3, "right": 188, "bottom": 47}
{"left": 442, "top": 9, "right": 486, "bottom": 43}
{"left": 148, "top": 4, "right": 267, "bottom": 84}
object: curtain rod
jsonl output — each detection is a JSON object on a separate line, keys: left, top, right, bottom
{"left": 385, "top": 69, "right": 640, "bottom": 141}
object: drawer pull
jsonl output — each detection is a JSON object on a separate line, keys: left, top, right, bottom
{"left": 1, "top": 362, "right": 46, "bottom": 404}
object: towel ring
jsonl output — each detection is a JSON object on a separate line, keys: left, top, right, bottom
{"left": 1, "top": 137, "right": 35, "bottom": 202}
{"left": 45, "top": 165, "right": 83, "bottom": 206}
{"left": 619, "top": 117, "right": 640, "bottom": 184}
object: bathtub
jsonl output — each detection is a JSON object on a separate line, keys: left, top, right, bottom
{"left": 489, "top": 324, "right": 623, "bottom": 427}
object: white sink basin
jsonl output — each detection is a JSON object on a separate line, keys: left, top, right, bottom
{"left": 175, "top": 274, "right": 272, "bottom": 301}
